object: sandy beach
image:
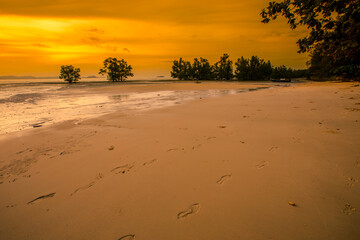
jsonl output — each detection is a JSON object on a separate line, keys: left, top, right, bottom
{"left": 0, "top": 81, "right": 359, "bottom": 240}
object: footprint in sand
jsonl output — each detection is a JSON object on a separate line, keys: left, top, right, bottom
{"left": 167, "top": 148, "right": 178, "bottom": 152}
{"left": 111, "top": 164, "right": 134, "bottom": 174}
{"left": 355, "top": 160, "right": 360, "bottom": 168}
{"left": 291, "top": 137, "right": 303, "bottom": 144}
{"left": 177, "top": 203, "right": 200, "bottom": 219}
{"left": 70, "top": 173, "right": 105, "bottom": 196}
{"left": 118, "top": 234, "right": 135, "bottom": 240}
{"left": 95, "top": 173, "right": 105, "bottom": 180}
{"left": 217, "top": 174, "right": 232, "bottom": 185}
{"left": 143, "top": 158, "right": 157, "bottom": 166}
{"left": 343, "top": 204, "right": 356, "bottom": 215}
{"left": 325, "top": 129, "right": 340, "bottom": 134}
{"left": 6, "top": 204, "right": 17, "bottom": 208}
{"left": 70, "top": 182, "right": 96, "bottom": 196}
{"left": 268, "top": 146, "right": 279, "bottom": 152}
{"left": 16, "top": 148, "right": 32, "bottom": 155}
{"left": 255, "top": 161, "right": 269, "bottom": 169}
{"left": 192, "top": 144, "right": 202, "bottom": 150}
{"left": 28, "top": 192, "right": 56, "bottom": 204}
{"left": 345, "top": 177, "right": 358, "bottom": 187}
{"left": 345, "top": 108, "right": 360, "bottom": 112}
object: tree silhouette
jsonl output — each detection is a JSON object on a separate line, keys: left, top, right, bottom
{"left": 261, "top": 0, "right": 360, "bottom": 78}
{"left": 214, "top": 54, "right": 233, "bottom": 80}
{"left": 171, "top": 55, "right": 304, "bottom": 81}
{"left": 99, "top": 57, "right": 134, "bottom": 82}
{"left": 271, "top": 65, "right": 291, "bottom": 79}
{"left": 235, "top": 57, "right": 250, "bottom": 80}
{"left": 171, "top": 58, "right": 192, "bottom": 80}
{"left": 59, "top": 65, "right": 80, "bottom": 83}
{"left": 192, "top": 58, "right": 201, "bottom": 80}
{"left": 192, "top": 57, "right": 213, "bottom": 80}
{"left": 308, "top": 50, "right": 332, "bottom": 79}
{"left": 235, "top": 56, "right": 272, "bottom": 80}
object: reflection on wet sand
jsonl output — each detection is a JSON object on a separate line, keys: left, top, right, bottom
{"left": 0, "top": 83, "right": 273, "bottom": 135}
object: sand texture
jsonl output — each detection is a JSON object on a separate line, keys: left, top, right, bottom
{"left": 0, "top": 81, "right": 359, "bottom": 239}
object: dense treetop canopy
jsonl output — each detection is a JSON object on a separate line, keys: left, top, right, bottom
{"left": 99, "top": 57, "right": 134, "bottom": 82}
{"left": 59, "top": 65, "right": 80, "bottom": 83}
{"left": 261, "top": 0, "right": 360, "bottom": 77}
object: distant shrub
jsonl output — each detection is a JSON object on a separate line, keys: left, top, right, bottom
{"left": 59, "top": 65, "right": 80, "bottom": 83}
{"left": 99, "top": 57, "right": 134, "bottom": 82}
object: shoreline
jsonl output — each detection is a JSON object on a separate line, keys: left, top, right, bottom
{"left": 0, "top": 81, "right": 359, "bottom": 240}
{"left": 0, "top": 81, "right": 287, "bottom": 136}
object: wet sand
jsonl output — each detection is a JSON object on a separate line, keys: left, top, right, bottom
{"left": 0, "top": 81, "right": 276, "bottom": 134}
{"left": 0, "top": 81, "right": 359, "bottom": 240}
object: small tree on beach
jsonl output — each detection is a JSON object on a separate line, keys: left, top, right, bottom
{"left": 99, "top": 57, "right": 134, "bottom": 82}
{"left": 59, "top": 65, "right": 80, "bottom": 83}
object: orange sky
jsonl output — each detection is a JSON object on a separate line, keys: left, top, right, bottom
{"left": 0, "top": 0, "right": 309, "bottom": 79}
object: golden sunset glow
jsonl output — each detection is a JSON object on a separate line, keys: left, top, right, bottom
{"left": 0, "top": 0, "right": 309, "bottom": 78}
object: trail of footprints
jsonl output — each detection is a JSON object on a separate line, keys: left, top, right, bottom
{"left": 9, "top": 131, "right": 267, "bottom": 215}
{"left": 69, "top": 156, "right": 161, "bottom": 197}
{"left": 10, "top": 122, "right": 359, "bottom": 239}
{"left": 0, "top": 131, "right": 98, "bottom": 184}
{"left": 25, "top": 156, "right": 159, "bottom": 204}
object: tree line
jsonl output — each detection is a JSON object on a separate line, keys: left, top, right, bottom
{"left": 59, "top": 57, "right": 133, "bottom": 83}
{"left": 171, "top": 54, "right": 308, "bottom": 80}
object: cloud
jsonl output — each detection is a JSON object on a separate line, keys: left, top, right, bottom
{"left": 81, "top": 36, "right": 101, "bottom": 46}
{"left": 86, "top": 27, "right": 104, "bottom": 34}
{"left": 32, "top": 43, "right": 50, "bottom": 48}
{"left": 106, "top": 45, "right": 117, "bottom": 52}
